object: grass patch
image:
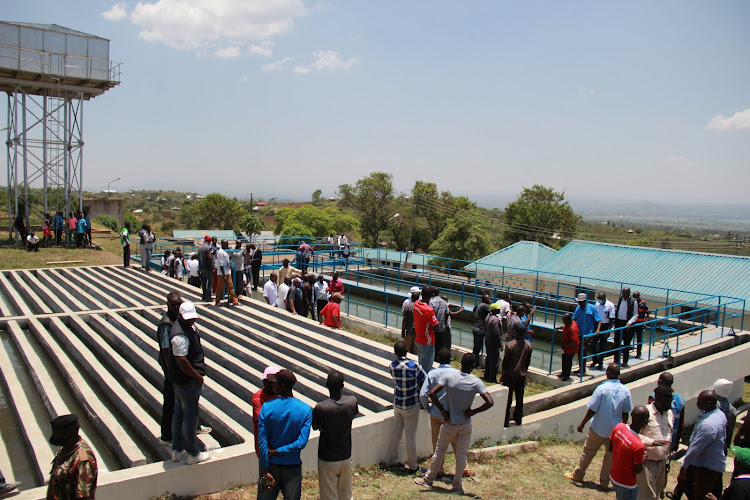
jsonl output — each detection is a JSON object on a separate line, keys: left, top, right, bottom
{"left": 167, "top": 439, "right": 734, "bottom": 499}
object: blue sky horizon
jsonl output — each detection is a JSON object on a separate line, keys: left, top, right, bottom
{"left": 2, "top": 1, "right": 749, "bottom": 207}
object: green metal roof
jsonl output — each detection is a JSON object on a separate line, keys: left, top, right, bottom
{"left": 463, "top": 241, "right": 557, "bottom": 273}
{"left": 172, "top": 230, "right": 237, "bottom": 241}
{"left": 536, "top": 240, "right": 750, "bottom": 305}
{"left": 361, "top": 248, "right": 438, "bottom": 267}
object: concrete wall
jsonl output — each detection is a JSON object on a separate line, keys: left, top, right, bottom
{"left": 83, "top": 197, "right": 123, "bottom": 227}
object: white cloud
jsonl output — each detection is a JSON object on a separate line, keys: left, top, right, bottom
{"left": 102, "top": 3, "right": 128, "bottom": 21}
{"left": 578, "top": 89, "right": 596, "bottom": 101}
{"left": 261, "top": 56, "right": 295, "bottom": 72}
{"left": 293, "top": 65, "right": 312, "bottom": 74}
{"left": 214, "top": 46, "right": 241, "bottom": 59}
{"left": 240, "top": 76, "right": 248, "bottom": 83}
{"left": 127, "top": 0, "right": 306, "bottom": 56}
{"left": 310, "top": 50, "right": 359, "bottom": 71}
{"left": 249, "top": 41, "right": 274, "bottom": 58}
{"left": 705, "top": 108, "right": 750, "bottom": 131}
{"left": 665, "top": 155, "right": 693, "bottom": 168}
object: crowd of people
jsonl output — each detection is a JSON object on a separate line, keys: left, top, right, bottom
{"left": 562, "top": 365, "right": 746, "bottom": 500}
{"left": 13, "top": 209, "right": 92, "bottom": 252}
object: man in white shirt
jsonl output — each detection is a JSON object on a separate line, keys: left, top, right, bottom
{"left": 277, "top": 277, "right": 291, "bottom": 311}
{"left": 614, "top": 288, "right": 639, "bottom": 366}
{"left": 214, "top": 240, "right": 239, "bottom": 306}
{"left": 186, "top": 253, "right": 200, "bottom": 288}
{"left": 263, "top": 273, "right": 278, "bottom": 307}
{"left": 313, "top": 275, "right": 330, "bottom": 318}
{"left": 494, "top": 292, "right": 511, "bottom": 340}
{"left": 593, "top": 292, "right": 616, "bottom": 370}
{"left": 637, "top": 385, "right": 674, "bottom": 500}
{"left": 26, "top": 232, "right": 40, "bottom": 252}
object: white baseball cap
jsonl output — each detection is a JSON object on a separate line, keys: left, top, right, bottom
{"left": 179, "top": 302, "right": 199, "bottom": 320}
{"left": 410, "top": 286, "right": 421, "bottom": 294}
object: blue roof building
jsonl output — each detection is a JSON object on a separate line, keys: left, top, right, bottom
{"left": 463, "top": 241, "right": 557, "bottom": 273}
{"left": 535, "top": 240, "right": 749, "bottom": 307}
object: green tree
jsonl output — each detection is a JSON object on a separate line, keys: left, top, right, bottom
{"left": 338, "top": 172, "right": 395, "bottom": 247}
{"left": 429, "top": 197, "right": 492, "bottom": 267}
{"left": 312, "top": 189, "right": 322, "bottom": 205}
{"left": 503, "top": 185, "right": 580, "bottom": 247}
{"left": 273, "top": 207, "right": 297, "bottom": 234}
{"left": 181, "top": 193, "right": 247, "bottom": 230}
{"left": 238, "top": 213, "right": 266, "bottom": 235}
{"left": 323, "top": 207, "right": 360, "bottom": 236}
{"left": 412, "top": 181, "right": 454, "bottom": 241}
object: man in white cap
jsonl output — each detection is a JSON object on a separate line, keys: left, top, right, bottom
{"left": 168, "top": 302, "right": 211, "bottom": 465}
{"left": 401, "top": 286, "right": 421, "bottom": 354}
{"left": 714, "top": 379, "right": 738, "bottom": 454}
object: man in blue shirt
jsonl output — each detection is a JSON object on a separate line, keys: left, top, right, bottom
{"left": 419, "top": 348, "right": 459, "bottom": 477}
{"left": 573, "top": 293, "right": 601, "bottom": 376}
{"left": 673, "top": 390, "right": 727, "bottom": 500}
{"left": 258, "top": 369, "right": 312, "bottom": 500}
{"left": 564, "top": 363, "right": 632, "bottom": 491}
{"left": 388, "top": 341, "right": 426, "bottom": 472}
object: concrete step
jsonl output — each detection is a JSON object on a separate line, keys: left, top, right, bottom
{"left": 32, "top": 269, "right": 91, "bottom": 312}
{"left": 139, "top": 309, "right": 323, "bottom": 413}
{"left": 0, "top": 334, "right": 55, "bottom": 484}
{"left": 119, "top": 266, "right": 204, "bottom": 304}
{"left": 99, "top": 310, "right": 252, "bottom": 446}
{"left": 0, "top": 271, "right": 33, "bottom": 317}
{"left": 178, "top": 306, "right": 388, "bottom": 414}
{"left": 52, "top": 267, "right": 129, "bottom": 309}
{"left": 197, "top": 306, "right": 392, "bottom": 412}
{"left": 85, "top": 267, "right": 162, "bottom": 307}
{"left": 221, "top": 303, "right": 395, "bottom": 383}
{"left": 5, "top": 272, "right": 54, "bottom": 315}
{"left": 62, "top": 267, "right": 138, "bottom": 309}
{"left": 16, "top": 270, "right": 72, "bottom": 314}
{"left": 45, "top": 268, "right": 110, "bottom": 310}
{"left": 5, "top": 322, "right": 111, "bottom": 473}
{"left": 25, "top": 317, "right": 148, "bottom": 468}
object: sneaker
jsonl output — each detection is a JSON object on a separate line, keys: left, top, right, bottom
{"left": 451, "top": 485, "right": 465, "bottom": 494}
{"left": 186, "top": 451, "right": 211, "bottom": 465}
{"left": 414, "top": 477, "right": 433, "bottom": 490}
{"left": 197, "top": 425, "right": 212, "bottom": 434}
{"left": 172, "top": 450, "right": 184, "bottom": 462}
{"left": 0, "top": 481, "right": 21, "bottom": 498}
{"left": 563, "top": 472, "right": 582, "bottom": 482}
{"left": 159, "top": 439, "right": 171, "bottom": 446}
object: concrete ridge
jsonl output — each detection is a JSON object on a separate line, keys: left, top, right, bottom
{"left": 197, "top": 306, "right": 394, "bottom": 403}
{"left": 5, "top": 321, "right": 111, "bottom": 473}
{"left": 26, "top": 317, "right": 147, "bottom": 468}
{"left": 0, "top": 335, "right": 54, "bottom": 483}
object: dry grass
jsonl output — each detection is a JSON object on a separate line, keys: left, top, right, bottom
{"left": 165, "top": 439, "right": 734, "bottom": 500}
{"left": 0, "top": 223, "right": 124, "bottom": 270}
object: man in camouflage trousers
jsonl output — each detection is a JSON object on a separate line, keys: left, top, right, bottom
{"left": 46, "top": 414, "right": 97, "bottom": 500}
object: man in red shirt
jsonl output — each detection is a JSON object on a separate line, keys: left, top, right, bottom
{"left": 609, "top": 406, "right": 648, "bottom": 500}
{"left": 413, "top": 290, "right": 440, "bottom": 373}
{"left": 319, "top": 293, "right": 343, "bottom": 329}
{"left": 557, "top": 313, "right": 579, "bottom": 381}
{"left": 252, "top": 366, "right": 280, "bottom": 455}
{"left": 328, "top": 272, "right": 345, "bottom": 295}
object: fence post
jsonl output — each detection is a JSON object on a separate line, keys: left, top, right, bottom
{"left": 385, "top": 290, "right": 389, "bottom": 329}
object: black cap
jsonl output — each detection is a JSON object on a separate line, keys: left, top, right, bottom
{"left": 276, "top": 369, "right": 297, "bottom": 389}
{"left": 50, "top": 414, "right": 79, "bottom": 430}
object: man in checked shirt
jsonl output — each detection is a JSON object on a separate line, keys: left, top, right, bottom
{"left": 387, "top": 340, "right": 427, "bottom": 473}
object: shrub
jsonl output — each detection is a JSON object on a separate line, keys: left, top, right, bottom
{"left": 95, "top": 214, "right": 119, "bottom": 232}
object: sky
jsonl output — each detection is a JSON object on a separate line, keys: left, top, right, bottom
{"left": 2, "top": 1, "right": 750, "bottom": 209}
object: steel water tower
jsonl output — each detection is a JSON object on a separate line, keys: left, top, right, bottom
{"left": 0, "top": 21, "right": 121, "bottom": 238}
